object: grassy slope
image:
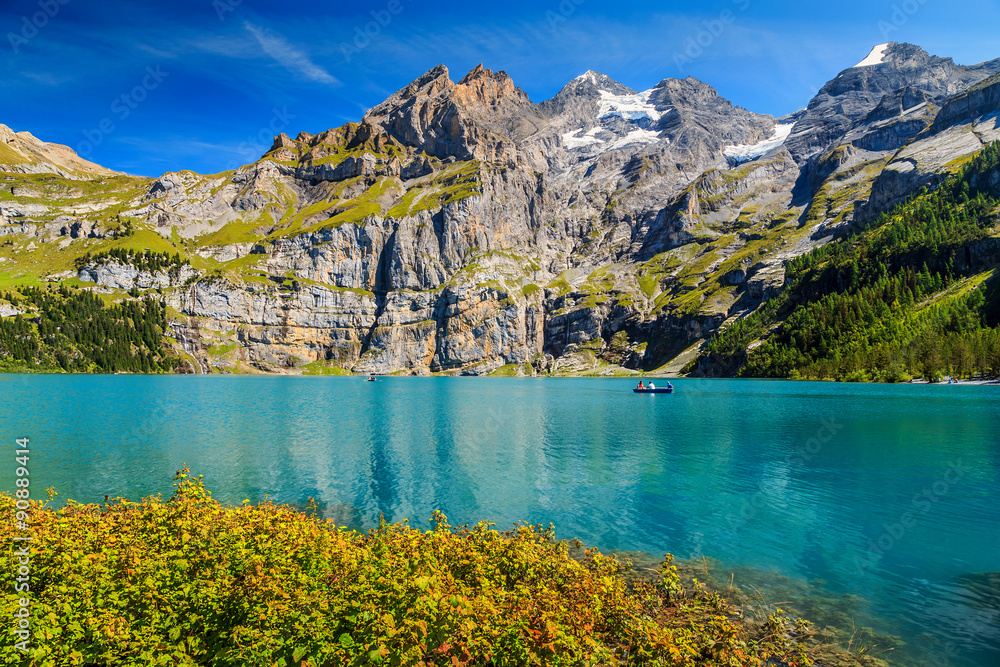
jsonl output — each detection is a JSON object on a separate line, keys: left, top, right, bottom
{"left": 0, "top": 147, "right": 491, "bottom": 374}
{"left": 689, "top": 143, "right": 1000, "bottom": 381}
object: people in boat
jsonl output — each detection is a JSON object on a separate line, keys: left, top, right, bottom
{"left": 637, "top": 381, "right": 644, "bottom": 389}
{"left": 648, "top": 382, "right": 656, "bottom": 389}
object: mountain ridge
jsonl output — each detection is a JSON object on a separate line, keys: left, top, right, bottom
{"left": 1, "top": 42, "right": 999, "bottom": 377}
{"left": 0, "top": 123, "right": 119, "bottom": 179}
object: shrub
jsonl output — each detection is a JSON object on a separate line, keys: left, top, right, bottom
{"left": 0, "top": 471, "right": 818, "bottom": 667}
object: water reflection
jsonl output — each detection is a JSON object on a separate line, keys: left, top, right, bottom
{"left": 0, "top": 375, "right": 997, "bottom": 666}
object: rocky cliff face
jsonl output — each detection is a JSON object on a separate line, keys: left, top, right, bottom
{"left": 78, "top": 260, "right": 198, "bottom": 291}
{"left": 786, "top": 43, "right": 1000, "bottom": 163}
{"left": 363, "top": 64, "right": 546, "bottom": 169}
{"left": 2, "top": 43, "right": 1000, "bottom": 375}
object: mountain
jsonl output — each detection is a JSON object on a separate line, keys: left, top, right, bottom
{"left": 690, "top": 144, "right": 1000, "bottom": 381}
{"left": 786, "top": 42, "right": 1000, "bottom": 163}
{"left": 0, "top": 124, "right": 118, "bottom": 178}
{"left": 1, "top": 42, "right": 999, "bottom": 377}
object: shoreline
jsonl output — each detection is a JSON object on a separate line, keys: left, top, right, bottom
{"left": 4, "top": 479, "right": 888, "bottom": 667}
{"left": 2, "top": 368, "right": 1000, "bottom": 385}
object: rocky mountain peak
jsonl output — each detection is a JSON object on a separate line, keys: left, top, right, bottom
{"left": 833, "top": 42, "right": 960, "bottom": 86}
{"left": 0, "top": 122, "right": 117, "bottom": 177}
{"left": 649, "top": 76, "right": 730, "bottom": 109}
{"left": 644, "top": 77, "right": 775, "bottom": 150}
{"left": 270, "top": 132, "right": 296, "bottom": 152}
{"left": 850, "top": 42, "right": 939, "bottom": 70}
{"left": 5, "top": 41, "right": 1000, "bottom": 379}
{"left": 538, "top": 71, "right": 634, "bottom": 120}
{"left": 363, "top": 63, "right": 542, "bottom": 166}
{"left": 453, "top": 64, "right": 530, "bottom": 111}
{"left": 266, "top": 121, "right": 405, "bottom": 163}
{"left": 785, "top": 42, "right": 1000, "bottom": 163}
{"left": 399, "top": 63, "right": 453, "bottom": 98}
{"left": 570, "top": 71, "right": 635, "bottom": 96}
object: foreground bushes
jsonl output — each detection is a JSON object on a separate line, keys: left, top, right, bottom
{"left": 1, "top": 471, "right": 818, "bottom": 666}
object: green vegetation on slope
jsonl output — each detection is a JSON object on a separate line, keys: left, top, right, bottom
{"left": 0, "top": 172, "right": 151, "bottom": 223}
{"left": 0, "top": 470, "right": 832, "bottom": 667}
{"left": 0, "top": 141, "right": 28, "bottom": 164}
{"left": 260, "top": 122, "right": 406, "bottom": 167}
{"left": 0, "top": 284, "right": 175, "bottom": 373}
{"left": 0, "top": 140, "right": 485, "bottom": 297}
{"left": 692, "top": 142, "right": 1000, "bottom": 381}
{"left": 386, "top": 160, "right": 481, "bottom": 218}
{"left": 196, "top": 210, "right": 274, "bottom": 247}
{"left": 76, "top": 248, "right": 189, "bottom": 273}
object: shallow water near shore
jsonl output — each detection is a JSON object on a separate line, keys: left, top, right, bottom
{"left": 1, "top": 375, "right": 998, "bottom": 666}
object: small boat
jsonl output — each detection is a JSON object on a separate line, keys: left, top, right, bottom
{"left": 366, "top": 376, "right": 377, "bottom": 382}
{"left": 633, "top": 386, "right": 673, "bottom": 394}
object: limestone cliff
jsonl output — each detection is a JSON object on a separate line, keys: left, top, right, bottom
{"left": 2, "top": 43, "right": 1000, "bottom": 375}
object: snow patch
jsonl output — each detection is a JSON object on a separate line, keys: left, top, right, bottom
{"left": 562, "top": 127, "right": 605, "bottom": 149}
{"left": 562, "top": 127, "right": 663, "bottom": 151}
{"left": 722, "top": 123, "right": 795, "bottom": 163}
{"left": 598, "top": 90, "right": 664, "bottom": 122}
{"left": 608, "top": 129, "right": 662, "bottom": 149}
{"left": 855, "top": 43, "right": 890, "bottom": 68}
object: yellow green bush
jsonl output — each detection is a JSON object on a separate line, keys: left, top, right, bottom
{"left": 1, "top": 470, "right": 817, "bottom": 666}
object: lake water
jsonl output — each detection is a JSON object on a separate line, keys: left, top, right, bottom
{"left": 1, "top": 375, "right": 998, "bottom": 666}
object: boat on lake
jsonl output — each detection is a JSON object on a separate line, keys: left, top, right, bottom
{"left": 633, "top": 382, "right": 673, "bottom": 394}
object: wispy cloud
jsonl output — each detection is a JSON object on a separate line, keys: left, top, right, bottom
{"left": 244, "top": 23, "right": 339, "bottom": 86}
{"left": 22, "top": 71, "right": 77, "bottom": 86}
{"left": 132, "top": 42, "right": 180, "bottom": 60}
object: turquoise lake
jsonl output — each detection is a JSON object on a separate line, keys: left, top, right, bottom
{"left": 1, "top": 375, "right": 998, "bottom": 666}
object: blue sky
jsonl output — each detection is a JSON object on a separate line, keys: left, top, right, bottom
{"left": 2, "top": 0, "right": 998, "bottom": 176}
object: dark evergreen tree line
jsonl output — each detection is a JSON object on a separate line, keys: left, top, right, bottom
{"left": 75, "top": 248, "right": 188, "bottom": 274}
{"left": 693, "top": 142, "right": 1000, "bottom": 381}
{"left": 0, "top": 285, "right": 175, "bottom": 373}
